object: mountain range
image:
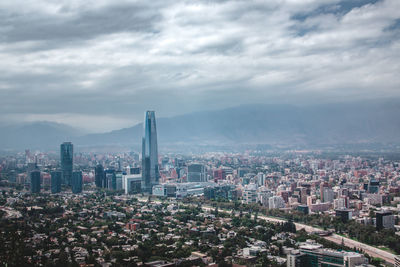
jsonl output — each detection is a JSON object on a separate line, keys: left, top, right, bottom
{"left": 1, "top": 100, "right": 400, "bottom": 151}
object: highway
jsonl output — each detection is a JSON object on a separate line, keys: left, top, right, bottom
{"left": 137, "top": 198, "right": 397, "bottom": 265}
{"left": 201, "top": 206, "right": 397, "bottom": 265}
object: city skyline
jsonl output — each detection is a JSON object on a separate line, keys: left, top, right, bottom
{"left": 1, "top": 1, "right": 400, "bottom": 266}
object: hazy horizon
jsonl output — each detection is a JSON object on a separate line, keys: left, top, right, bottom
{"left": 1, "top": 0, "right": 399, "bottom": 133}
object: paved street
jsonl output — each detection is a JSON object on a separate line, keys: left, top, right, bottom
{"left": 202, "top": 205, "right": 397, "bottom": 265}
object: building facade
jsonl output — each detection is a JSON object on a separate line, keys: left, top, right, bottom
{"left": 60, "top": 142, "right": 73, "bottom": 185}
{"left": 30, "top": 169, "right": 41, "bottom": 193}
{"left": 376, "top": 210, "right": 395, "bottom": 230}
{"left": 142, "top": 111, "right": 159, "bottom": 193}
{"left": 95, "top": 164, "right": 105, "bottom": 188}
{"left": 72, "top": 171, "right": 82, "bottom": 194}
{"left": 123, "top": 174, "right": 142, "bottom": 194}
{"left": 187, "top": 163, "right": 207, "bottom": 182}
{"left": 51, "top": 171, "right": 62, "bottom": 193}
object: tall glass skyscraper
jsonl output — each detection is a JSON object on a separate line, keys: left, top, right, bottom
{"left": 30, "top": 168, "right": 41, "bottom": 193}
{"left": 95, "top": 164, "right": 105, "bottom": 188}
{"left": 142, "top": 111, "right": 159, "bottom": 193}
{"left": 72, "top": 171, "right": 82, "bottom": 194}
{"left": 51, "top": 171, "right": 62, "bottom": 193}
{"left": 60, "top": 142, "right": 73, "bottom": 185}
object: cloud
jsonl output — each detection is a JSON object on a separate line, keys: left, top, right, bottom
{"left": 0, "top": 0, "right": 399, "bottom": 132}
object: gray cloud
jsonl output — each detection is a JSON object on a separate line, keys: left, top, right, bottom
{"left": 0, "top": 2, "right": 162, "bottom": 43}
{"left": 0, "top": 0, "right": 399, "bottom": 132}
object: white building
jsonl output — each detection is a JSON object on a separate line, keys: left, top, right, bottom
{"left": 269, "top": 196, "right": 285, "bottom": 209}
{"left": 152, "top": 182, "right": 216, "bottom": 198}
{"left": 122, "top": 174, "right": 141, "bottom": 194}
{"left": 257, "top": 172, "right": 265, "bottom": 187}
{"left": 257, "top": 190, "right": 274, "bottom": 207}
{"left": 243, "top": 183, "right": 258, "bottom": 204}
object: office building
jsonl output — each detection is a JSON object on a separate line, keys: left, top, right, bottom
{"left": 187, "top": 163, "right": 207, "bottom": 182}
{"left": 142, "top": 111, "right": 159, "bottom": 193}
{"left": 257, "top": 172, "right": 265, "bottom": 187}
{"left": 257, "top": 190, "right": 274, "bottom": 207}
{"left": 243, "top": 183, "right": 258, "bottom": 204}
{"left": 297, "top": 205, "right": 309, "bottom": 215}
{"left": 287, "top": 250, "right": 308, "bottom": 267}
{"left": 376, "top": 210, "right": 395, "bottom": 230}
{"left": 204, "top": 185, "right": 236, "bottom": 201}
{"left": 115, "top": 172, "right": 123, "bottom": 190}
{"left": 105, "top": 169, "right": 116, "bottom": 189}
{"left": 334, "top": 196, "right": 349, "bottom": 209}
{"left": 60, "top": 142, "right": 73, "bottom": 185}
{"left": 51, "top": 171, "right": 62, "bottom": 193}
{"left": 269, "top": 196, "right": 285, "bottom": 209}
{"left": 323, "top": 188, "right": 334, "bottom": 203}
{"left": 30, "top": 168, "right": 41, "bottom": 193}
{"left": 335, "top": 209, "right": 352, "bottom": 223}
{"left": 368, "top": 179, "right": 380, "bottom": 194}
{"left": 213, "top": 169, "right": 226, "bottom": 181}
{"left": 95, "top": 164, "right": 105, "bottom": 188}
{"left": 72, "top": 171, "right": 83, "bottom": 194}
{"left": 123, "top": 174, "right": 142, "bottom": 194}
{"left": 152, "top": 182, "right": 215, "bottom": 198}
{"left": 287, "top": 240, "right": 368, "bottom": 267}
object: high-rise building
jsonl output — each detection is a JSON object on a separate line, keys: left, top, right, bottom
{"left": 187, "top": 163, "right": 207, "bottom": 182}
{"left": 30, "top": 168, "right": 41, "bottom": 193}
{"left": 323, "top": 188, "right": 334, "bottom": 203}
{"left": 142, "top": 111, "right": 159, "bottom": 193}
{"left": 269, "top": 196, "right": 285, "bottom": 209}
{"left": 60, "top": 142, "right": 73, "bottom": 185}
{"left": 105, "top": 169, "right": 116, "bottom": 189}
{"left": 257, "top": 172, "right": 265, "bottom": 187}
{"left": 72, "top": 171, "right": 82, "bottom": 194}
{"left": 95, "top": 164, "right": 105, "bottom": 188}
{"left": 51, "top": 171, "right": 62, "bottom": 193}
{"left": 243, "top": 183, "right": 258, "bottom": 204}
{"left": 115, "top": 172, "right": 123, "bottom": 190}
{"left": 368, "top": 179, "right": 380, "bottom": 194}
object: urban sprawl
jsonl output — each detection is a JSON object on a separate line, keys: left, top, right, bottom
{"left": 1, "top": 111, "right": 400, "bottom": 267}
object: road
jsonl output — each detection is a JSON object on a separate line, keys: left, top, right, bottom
{"left": 201, "top": 206, "right": 397, "bottom": 265}
{"left": 259, "top": 215, "right": 396, "bottom": 265}
{"left": 137, "top": 198, "right": 397, "bottom": 265}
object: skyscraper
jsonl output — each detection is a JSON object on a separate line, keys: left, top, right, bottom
{"left": 105, "top": 169, "right": 116, "bottom": 189}
{"left": 187, "top": 163, "right": 206, "bottom": 182}
{"left": 72, "top": 171, "right": 82, "bottom": 194}
{"left": 60, "top": 142, "right": 73, "bottom": 185}
{"left": 95, "top": 164, "right": 105, "bottom": 188}
{"left": 51, "top": 171, "right": 62, "bottom": 193}
{"left": 142, "top": 111, "right": 159, "bottom": 193}
{"left": 30, "top": 168, "right": 41, "bottom": 193}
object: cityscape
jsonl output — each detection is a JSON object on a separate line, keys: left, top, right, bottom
{"left": 1, "top": 110, "right": 400, "bottom": 267}
{"left": 1, "top": 0, "right": 400, "bottom": 267}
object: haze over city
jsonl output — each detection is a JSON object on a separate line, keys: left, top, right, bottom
{"left": 2, "top": 1, "right": 400, "bottom": 267}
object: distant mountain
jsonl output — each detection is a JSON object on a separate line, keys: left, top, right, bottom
{"left": 0, "top": 121, "right": 81, "bottom": 150}
{"left": 1, "top": 100, "right": 400, "bottom": 151}
{"left": 75, "top": 100, "right": 400, "bottom": 148}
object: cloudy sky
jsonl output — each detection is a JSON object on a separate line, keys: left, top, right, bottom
{"left": 0, "top": 0, "right": 399, "bottom": 132}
